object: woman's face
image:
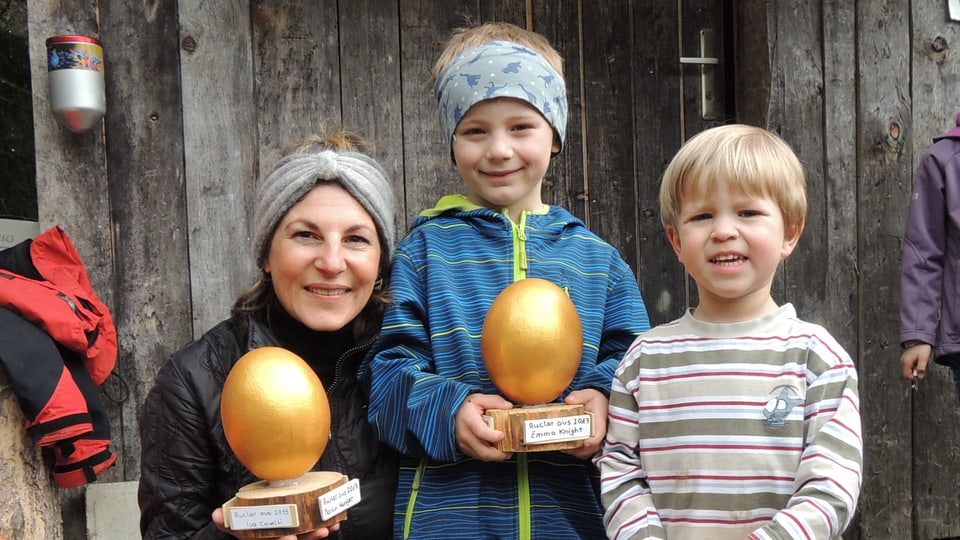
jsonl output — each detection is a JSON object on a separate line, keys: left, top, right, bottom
{"left": 263, "top": 183, "right": 382, "bottom": 332}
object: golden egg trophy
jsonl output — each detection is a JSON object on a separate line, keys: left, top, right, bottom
{"left": 219, "top": 347, "right": 360, "bottom": 538}
{"left": 481, "top": 278, "right": 594, "bottom": 452}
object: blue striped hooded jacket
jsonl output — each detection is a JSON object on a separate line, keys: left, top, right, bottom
{"left": 364, "top": 195, "right": 651, "bottom": 539}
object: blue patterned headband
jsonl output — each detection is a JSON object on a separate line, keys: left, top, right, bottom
{"left": 435, "top": 40, "right": 568, "bottom": 152}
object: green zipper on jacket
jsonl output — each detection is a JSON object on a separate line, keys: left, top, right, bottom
{"left": 403, "top": 458, "right": 427, "bottom": 539}
{"left": 402, "top": 210, "right": 535, "bottom": 539}
{"left": 511, "top": 211, "right": 532, "bottom": 539}
{"left": 518, "top": 453, "right": 531, "bottom": 540}
{"left": 510, "top": 211, "right": 529, "bottom": 280}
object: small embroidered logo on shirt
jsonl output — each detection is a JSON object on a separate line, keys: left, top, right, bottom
{"left": 763, "top": 385, "right": 803, "bottom": 427}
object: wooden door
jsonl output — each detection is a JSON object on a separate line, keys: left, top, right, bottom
{"left": 631, "top": 0, "right": 730, "bottom": 324}
{"left": 375, "top": 0, "right": 731, "bottom": 327}
{"left": 172, "top": 0, "right": 733, "bottom": 332}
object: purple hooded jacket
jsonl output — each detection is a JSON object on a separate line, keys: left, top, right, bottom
{"left": 900, "top": 113, "right": 960, "bottom": 365}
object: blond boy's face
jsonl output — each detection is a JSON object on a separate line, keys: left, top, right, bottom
{"left": 452, "top": 98, "right": 559, "bottom": 217}
{"left": 666, "top": 177, "right": 799, "bottom": 322}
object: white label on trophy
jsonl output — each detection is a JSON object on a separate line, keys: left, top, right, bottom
{"left": 524, "top": 414, "right": 592, "bottom": 444}
{"left": 319, "top": 478, "right": 361, "bottom": 520}
{"left": 227, "top": 504, "right": 299, "bottom": 530}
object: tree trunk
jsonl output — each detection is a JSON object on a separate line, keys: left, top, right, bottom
{"left": 0, "top": 367, "right": 63, "bottom": 539}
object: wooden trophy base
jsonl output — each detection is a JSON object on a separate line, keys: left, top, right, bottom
{"left": 222, "top": 470, "right": 357, "bottom": 539}
{"left": 483, "top": 403, "right": 594, "bottom": 452}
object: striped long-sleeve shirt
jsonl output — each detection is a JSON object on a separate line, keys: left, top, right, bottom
{"left": 597, "top": 304, "right": 862, "bottom": 540}
{"left": 364, "top": 195, "right": 651, "bottom": 539}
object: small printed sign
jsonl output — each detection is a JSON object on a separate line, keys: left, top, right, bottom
{"left": 227, "top": 504, "right": 299, "bottom": 530}
{"left": 0, "top": 219, "right": 39, "bottom": 250}
{"left": 523, "top": 414, "right": 592, "bottom": 444}
{"left": 319, "top": 478, "right": 361, "bottom": 520}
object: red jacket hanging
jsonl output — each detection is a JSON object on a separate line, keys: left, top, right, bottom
{"left": 0, "top": 225, "right": 116, "bottom": 384}
{"left": 0, "top": 226, "right": 118, "bottom": 487}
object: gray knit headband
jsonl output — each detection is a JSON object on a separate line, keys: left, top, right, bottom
{"left": 252, "top": 150, "right": 396, "bottom": 267}
{"left": 435, "top": 40, "right": 568, "bottom": 151}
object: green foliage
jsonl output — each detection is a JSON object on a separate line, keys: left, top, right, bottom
{"left": 0, "top": 0, "right": 37, "bottom": 220}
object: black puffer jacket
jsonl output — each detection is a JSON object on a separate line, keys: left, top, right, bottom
{"left": 139, "top": 316, "right": 398, "bottom": 539}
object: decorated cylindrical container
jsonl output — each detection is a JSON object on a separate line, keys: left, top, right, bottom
{"left": 45, "top": 35, "right": 105, "bottom": 132}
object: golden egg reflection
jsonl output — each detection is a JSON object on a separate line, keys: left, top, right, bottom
{"left": 221, "top": 347, "right": 330, "bottom": 482}
{"left": 481, "top": 278, "right": 584, "bottom": 405}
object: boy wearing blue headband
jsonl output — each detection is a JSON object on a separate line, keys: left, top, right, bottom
{"left": 364, "top": 22, "right": 651, "bottom": 539}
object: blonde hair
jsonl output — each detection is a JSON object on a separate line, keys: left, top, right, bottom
{"left": 283, "top": 130, "right": 374, "bottom": 155}
{"left": 430, "top": 21, "right": 564, "bottom": 84}
{"left": 659, "top": 124, "right": 807, "bottom": 239}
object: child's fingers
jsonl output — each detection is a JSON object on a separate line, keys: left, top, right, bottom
{"left": 458, "top": 423, "right": 510, "bottom": 461}
{"left": 455, "top": 394, "right": 513, "bottom": 460}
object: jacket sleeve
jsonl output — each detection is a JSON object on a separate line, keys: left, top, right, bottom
{"left": 596, "top": 345, "right": 667, "bottom": 540}
{"left": 750, "top": 337, "right": 863, "bottom": 540}
{"left": 139, "top": 348, "right": 233, "bottom": 540}
{"left": 900, "top": 149, "right": 948, "bottom": 345}
{"left": 575, "top": 255, "right": 651, "bottom": 395}
{"left": 364, "top": 246, "right": 477, "bottom": 463}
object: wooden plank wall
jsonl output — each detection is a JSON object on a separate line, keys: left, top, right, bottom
{"left": 910, "top": 2, "right": 960, "bottom": 536}
{"left": 10, "top": 0, "right": 960, "bottom": 538}
{"left": 24, "top": 1, "right": 121, "bottom": 538}
{"left": 747, "top": 2, "right": 960, "bottom": 538}
{"left": 855, "top": 3, "right": 917, "bottom": 537}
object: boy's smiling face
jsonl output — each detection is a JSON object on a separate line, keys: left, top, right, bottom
{"left": 666, "top": 175, "right": 800, "bottom": 323}
{"left": 452, "top": 97, "right": 559, "bottom": 218}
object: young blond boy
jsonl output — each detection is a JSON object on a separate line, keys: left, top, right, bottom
{"left": 597, "top": 125, "right": 862, "bottom": 540}
{"left": 364, "top": 22, "right": 650, "bottom": 539}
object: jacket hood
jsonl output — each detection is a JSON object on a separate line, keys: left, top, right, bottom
{"left": 934, "top": 112, "right": 960, "bottom": 141}
{"left": 411, "top": 194, "right": 585, "bottom": 238}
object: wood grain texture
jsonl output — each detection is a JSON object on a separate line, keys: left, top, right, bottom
{"left": 821, "top": 2, "right": 859, "bottom": 367}
{"left": 820, "top": 5, "right": 862, "bottom": 535}
{"left": 633, "top": 0, "right": 689, "bottom": 326}
{"left": 579, "top": 0, "right": 638, "bottom": 268}
{"left": 338, "top": 0, "right": 406, "bottom": 234}
{"left": 178, "top": 0, "right": 258, "bottom": 336}
{"left": 98, "top": 0, "right": 191, "bottom": 491}
{"left": 766, "top": 2, "right": 827, "bottom": 317}
{"left": 397, "top": 0, "right": 474, "bottom": 228}
{"left": 12, "top": 1, "right": 960, "bottom": 538}
{"left": 908, "top": 2, "right": 960, "bottom": 537}
{"left": 25, "top": 1, "right": 109, "bottom": 538}
{"left": 223, "top": 471, "right": 349, "bottom": 538}
{"left": 252, "top": 0, "right": 341, "bottom": 176}
{"left": 0, "top": 369, "right": 62, "bottom": 539}
{"left": 483, "top": 403, "right": 586, "bottom": 453}
{"left": 856, "top": 2, "right": 914, "bottom": 538}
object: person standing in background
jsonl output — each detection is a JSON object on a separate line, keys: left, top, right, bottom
{"left": 900, "top": 113, "right": 960, "bottom": 400}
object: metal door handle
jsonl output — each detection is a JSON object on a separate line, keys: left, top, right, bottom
{"left": 679, "top": 57, "right": 718, "bottom": 65}
{"left": 679, "top": 29, "right": 718, "bottom": 120}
